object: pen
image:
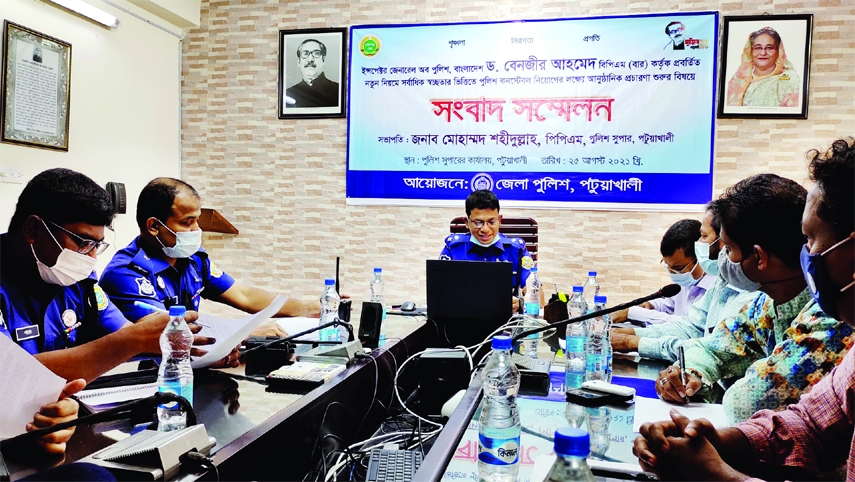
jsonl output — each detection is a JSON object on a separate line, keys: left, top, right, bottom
{"left": 134, "top": 301, "right": 210, "bottom": 327}
{"left": 678, "top": 345, "right": 689, "bottom": 403}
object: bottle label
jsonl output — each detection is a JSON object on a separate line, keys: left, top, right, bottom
{"left": 524, "top": 302, "right": 540, "bottom": 316}
{"left": 586, "top": 354, "right": 603, "bottom": 373}
{"left": 565, "top": 370, "right": 584, "bottom": 389}
{"left": 566, "top": 336, "right": 585, "bottom": 353}
{"left": 478, "top": 426, "right": 520, "bottom": 465}
{"left": 158, "top": 380, "right": 193, "bottom": 408}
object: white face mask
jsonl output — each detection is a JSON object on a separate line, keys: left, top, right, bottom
{"left": 156, "top": 221, "right": 202, "bottom": 259}
{"left": 31, "top": 223, "right": 97, "bottom": 286}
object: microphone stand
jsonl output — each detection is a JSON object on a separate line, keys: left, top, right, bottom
{"left": 242, "top": 318, "right": 355, "bottom": 355}
{"left": 511, "top": 284, "right": 680, "bottom": 343}
{"left": 5, "top": 392, "right": 195, "bottom": 444}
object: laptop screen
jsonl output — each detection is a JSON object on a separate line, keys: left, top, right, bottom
{"left": 425, "top": 259, "right": 514, "bottom": 346}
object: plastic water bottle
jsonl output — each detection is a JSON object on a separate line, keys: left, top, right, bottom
{"left": 565, "top": 286, "right": 588, "bottom": 390}
{"left": 319, "top": 278, "right": 341, "bottom": 342}
{"left": 524, "top": 266, "right": 540, "bottom": 316}
{"left": 369, "top": 268, "right": 387, "bottom": 346}
{"left": 586, "top": 406, "right": 612, "bottom": 459}
{"left": 565, "top": 402, "right": 587, "bottom": 430}
{"left": 582, "top": 271, "right": 600, "bottom": 312}
{"left": 585, "top": 295, "right": 608, "bottom": 382}
{"left": 545, "top": 427, "right": 595, "bottom": 482}
{"left": 479, "top": 336, "right": 521, "bottom": 482}
{"left": 596, "top": 296, "right": 613, "bottom": 382}
{"left": 157, "top": 305, "right": 194, "bottom": 432}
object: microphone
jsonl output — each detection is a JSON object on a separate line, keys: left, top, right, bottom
{"left": 511, "top": 284, "right": 680, "bottom": 343}
{"left": 7, "top": 392, "right": 195, "bottom": 443}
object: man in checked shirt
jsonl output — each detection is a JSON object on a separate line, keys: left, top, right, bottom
{"left": 632, "top": 137, "right": 855, "bottom": 481}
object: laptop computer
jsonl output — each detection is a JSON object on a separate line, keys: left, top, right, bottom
{"left": 425, "top": 259, "right": 514, "bottom": 348}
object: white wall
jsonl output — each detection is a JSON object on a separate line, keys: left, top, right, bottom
{"left": 0, "top": 0, "right": 183, "bottom": 272}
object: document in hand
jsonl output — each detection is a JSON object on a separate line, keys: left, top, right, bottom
{"left": 632, "top": 396, "right": 731, "bottom": 432}
{"left": 190, "top": 296, "right": 286, "bottom": 368}
{"left": 0, "top": 335, "right": 66, "bottom": 439}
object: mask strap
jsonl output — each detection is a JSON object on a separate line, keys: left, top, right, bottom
{"left": 760, "top": 273, "right": 807, "bottom": 287}
{"left": 820, "top": 232, "right": 855, "bottom": 257}
{"left": 39, "top": 218, "right": 64, "bottom": 251}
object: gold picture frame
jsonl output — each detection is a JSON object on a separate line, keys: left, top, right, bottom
{"left": 1, "top": 21, "right": 72, "bottom": 151}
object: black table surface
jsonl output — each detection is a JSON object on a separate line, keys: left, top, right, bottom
{"left": 4, "top": 316, "right": 435, "bottom": 481}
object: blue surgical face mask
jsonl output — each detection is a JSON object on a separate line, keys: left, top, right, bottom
{"left": 668, "top": 261, "right": 701, "bottom": 288}
{"left": 800, "top": 236, "right": 855, "bottom": 320}
{"left": 694, "top": 239, "right": 720, "bottom": 277}
{"left": 470, "top": 234, "right": 499, "bottom": 248}
{"left": 718, "top": 248, "right": 761, "bottom": 292}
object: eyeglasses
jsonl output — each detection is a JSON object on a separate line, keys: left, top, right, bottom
{"left": 43, "top": 219, "right": 110, "bottom": 255}
{"left": 752, "top": 45, "right": 777, "bottom": 54}
{"left": 660, "top": 259, "right": 697, "bottom": 275}
{"left": 667, "top": 28, "right": 684, "bottom": 35}
{"left": 299, "top": 50, "right": 323, "bottom": 59}
{"left": 467, "top": 218, "right": 499, "bottom": 229}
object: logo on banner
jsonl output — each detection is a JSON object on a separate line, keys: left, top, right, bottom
{"left": 360, "top": 35, "right": 381, "bottom": 57}
{"left": 471, "top": 173, "right": 493, "bottom": 191}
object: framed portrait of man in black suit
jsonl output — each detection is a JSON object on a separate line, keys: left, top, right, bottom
{"left": 278, "top": 27, "right": 347, "bottom": 119}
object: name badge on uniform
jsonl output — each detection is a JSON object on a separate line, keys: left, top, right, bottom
{"left": 15, "top": 325, "right": 40, "bottom": 341}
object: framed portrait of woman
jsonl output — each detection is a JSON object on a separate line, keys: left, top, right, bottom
{"left": 717, "top": 14, "right": 812, "bottom": 119}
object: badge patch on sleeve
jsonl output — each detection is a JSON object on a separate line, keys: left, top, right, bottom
{"left": 135, "top": 277, "right": 156, "bottom": 297}
{"left": 93, "top": 284, "right": 109, "bottom": 310}
{"left": 209, "top": 261, "right": 223, "bottom": 278}
{"left": 521, "top": 256, "right": 534, "bottom": 269}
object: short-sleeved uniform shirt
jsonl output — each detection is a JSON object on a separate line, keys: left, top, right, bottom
{"left": 0, "top": 235, "right": 127, "bottom": 354}
{"left": 439, "top": 232, "right": 533, "bottom": 289}
{"left": 99, "top": 237, "right": 235, "bottom": 321}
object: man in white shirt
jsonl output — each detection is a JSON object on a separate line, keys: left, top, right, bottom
{"left": 614, "top": 219, "right": 715, "bottom": 325}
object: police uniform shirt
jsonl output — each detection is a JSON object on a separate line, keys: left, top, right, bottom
{"left": 0, "top": 234, "right": 127, "bottom": 354}
{"left": 439, "top": 232, "right": 534, "bottom": 288}
{"left": 99, "top": 236, "right": 235, "bottom": 321}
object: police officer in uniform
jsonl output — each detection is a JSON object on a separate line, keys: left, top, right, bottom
{"left": 0, "top": 168, "right": 202, "bottom": 383}
{"left": 440, "top": 190, "right": 534, "bottom": 310}
{"left": 100, "top": 178, "right": 320, "bottom": 349}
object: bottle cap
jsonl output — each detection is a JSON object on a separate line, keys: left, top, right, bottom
{"left": 325, "top": 278, "right": 335, "bottom": 286}
{"left": 374, "top": 267, "right": 382, "bottom": 273}
{"left": 594, "top": 295, "right": 607, "bottom": 303}
{"left": 572, "top": 286, "right": 584, "bottom": 293}
{"left": 554, "top": 427, "right": 590, "bottom": 457}
{"left": 531, "top": 266, "right": 538, "bottom": 273}
{"left": 168, "top": 305, "right": 186, "bottom": 317}
{"left": 491, "top": 335, "right": 512, "bottom": 350}
{"left": 588, "top": 271, "right": 597, "bottom": 277}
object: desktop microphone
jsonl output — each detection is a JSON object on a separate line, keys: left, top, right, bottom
{"left": 7, "top": 392, "right": 196, "bottom": 443}
{"left": 511, "top": 284, "right": 681, "bottom": 343}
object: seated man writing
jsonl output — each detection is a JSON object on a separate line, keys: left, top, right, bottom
{"left": 633, "top": 138, "right": 855, "bottom": 481}
{"left": 610, "top": 206, "right": 761, "bottom": 361}
{"left": 100, "top": 178, "right": 320, "bottom": 339}
{"left": 0, "top": 168, "right": 211, "bottom": 383}
{"left": 654, "top": 173, "right": 852, "bottom": 424}
{"left": 439, "top": 189, "right": 533, "bottom": 311}
{"left": 613, "top": 219, "right": 716, "bottom": 325}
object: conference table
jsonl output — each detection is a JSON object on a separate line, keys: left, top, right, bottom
{"left": 4, "top": 314, "right": 436, "bottom": 481}
{"left": 415, "top": 354, "right": 671, "bottom": 481}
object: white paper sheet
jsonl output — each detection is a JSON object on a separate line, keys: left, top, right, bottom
{"left": 632, "top": 396, "right": 731, "bottom": 431}
{"left": 0, "top": 335, "right": 66, "bottom": 439}
{"left": 77, "top": 383, "right": 158, "bottom": 406}
{"left": 276, "top": 317, "right": 323, "bottom": 341}
{"left": 190, "top": 296, "right": 286, "bottom": 368}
